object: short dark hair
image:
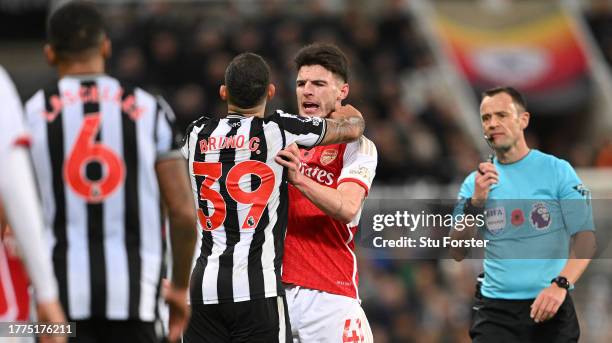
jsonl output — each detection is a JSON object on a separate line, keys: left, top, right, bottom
{"left": 482, "top": 86, "right": 527, "bottom": 112}
{"left": 294, "top": 43, "right": 349, "bottom": 82}
{"left": 225, "top": 53, "right": 270, "bottom": 108}
{"left": 47, "top": 1, "right": 106, "bottom": 57}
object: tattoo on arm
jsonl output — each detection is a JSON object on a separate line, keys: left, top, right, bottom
{"left": 321, "top": 117, "right": 365, "bottom": 145}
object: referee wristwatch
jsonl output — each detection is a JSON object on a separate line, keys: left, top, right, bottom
{"left": 551, "top": 276, "right": 570, "bottom": 290}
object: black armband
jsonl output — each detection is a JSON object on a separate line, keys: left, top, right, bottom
{"left": 463, "top": 197, "right": 484, "bottom": 217}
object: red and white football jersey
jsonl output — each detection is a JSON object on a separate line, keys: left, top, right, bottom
{"left": 0, "top": 233, "right": 30, "bottom": 321}
{"left": 0, "top": 66, "right": 29, "bottom": 155}
{"left": 282, "top": 136, "right": 377, "bottom": 299}
{"left": 0, "top": 66, "right": 31, "bottom": 321}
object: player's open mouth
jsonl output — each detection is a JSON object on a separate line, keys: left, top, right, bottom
{"left": 302, "top": 102, "right": 320, "bottom": 113}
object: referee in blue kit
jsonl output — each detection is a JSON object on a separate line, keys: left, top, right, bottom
{"left": 450, "top": 86, "right": 596, "bottom": 343}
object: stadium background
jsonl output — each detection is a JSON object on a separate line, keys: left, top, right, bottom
{"left": 1, "top": 0, "right": 612, "bottom": 341}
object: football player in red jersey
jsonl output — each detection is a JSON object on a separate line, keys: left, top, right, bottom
{"left": 0, "top": 65, "right": 66, "bottom": 343}
{"left": 275, "top": 43, "right": 377, "bottom": 342}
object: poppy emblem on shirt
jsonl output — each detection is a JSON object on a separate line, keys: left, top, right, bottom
{"left": 320, "top": 149, "right": 338, "bottom": 166}
{"left": 530, "top": 202, "right": 551, "bottom": 230}
{"left": 511, "top": 209, "right": 524, "bottom": 227}
{"left": 300, "top": 149, "right": 314, "bottom": 163}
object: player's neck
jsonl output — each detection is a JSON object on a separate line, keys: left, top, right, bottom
{"left": 496, "top": 139, "right": 530, "bottom": 164}
{"left": 57, "top": 57, "right": 105, "bottom": 78}
{"left": 227, "top": 103, "right": 266, "bottom": 118}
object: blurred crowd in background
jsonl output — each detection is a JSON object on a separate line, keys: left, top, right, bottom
{"left": 102, "top": 0, "right": 479, "bottom": 185}
{"left": 2, "top": 0, "right": 612, "bottom": 342}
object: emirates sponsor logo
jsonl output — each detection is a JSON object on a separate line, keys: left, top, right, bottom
{"left": 299, "top": 162, "right": 335, "bottom": 186}
{"left": 320, "top": 149, "right": 338, "bottom": 166}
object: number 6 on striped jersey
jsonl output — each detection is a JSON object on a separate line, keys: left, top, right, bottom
{"left": 64, "top": 113, "right": 125, "bottom": 203}
{"left": 193, "top": 161, "right": 276, "bottom": 231}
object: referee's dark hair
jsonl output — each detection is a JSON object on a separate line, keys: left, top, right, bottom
{"left": 225, "top": 52, "right": 271, "bottom": 108}
{"left": 482, "top": 86, "right": 528, "bottom": 112}
{"left": 294, "top": 43, "right": 349, "bottom": 83}
{"left": 47, "top": 1, "right": 106, "bottom": 59}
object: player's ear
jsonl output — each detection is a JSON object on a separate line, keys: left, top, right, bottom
{"left": 338, "top": 82, "right": 349, "bottom": 102}
{"left": 44, "top": 44, "right": 57, "bottom": 66}
{"left": 219, "top": 85, "right": 228, "bottom": 101}
{"left": 101, "top": 37, "right": 112, "bottom": 59}
{"left": 267, "top": 84, "right": 276, "bottom": 99}
{"left": 519, "top": 111, "right": 530, "bottom": 130}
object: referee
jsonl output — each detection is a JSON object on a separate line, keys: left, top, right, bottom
{"left": 450, "top": 86, "right": 596, "bottom": 343}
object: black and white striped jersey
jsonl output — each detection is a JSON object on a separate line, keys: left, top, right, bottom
{"left": 24, "top": 74, "right": 180, "bottom": 321}
{"left": 182, "top": 110, "right": 326, "bottom": 304}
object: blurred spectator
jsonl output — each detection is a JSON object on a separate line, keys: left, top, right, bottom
{"left": 595, "top": 138, "right": 612, "bottom": 167}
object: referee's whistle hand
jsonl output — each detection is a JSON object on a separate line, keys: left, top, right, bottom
{"left": 473, "top": 162, "right": 498, "bottom": 206}
{"left": 530, "top": 285, "right": 567, "bottom": 323}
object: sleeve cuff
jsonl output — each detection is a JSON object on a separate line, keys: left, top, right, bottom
{"left": 337, "top": 177, "right": 370, "bottom": 196}
{"left": 156, "top": 150, "right": 185, "bottom": 162}
{"left": 313, "top": 119, "right": 327, "bottom": 147}
{"left": 13, "top": 135, "right": 31, "bottom": 148}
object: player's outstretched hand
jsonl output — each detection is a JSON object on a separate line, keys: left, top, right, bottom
{"left": 329, "top": 104, "right": 363, "bottom": 121}
{"left": 165, "top": 282, "right": 190, "bottom": 343}
{"left": 37, "top": 299, "right": 67, "bottom": 343}
{"left": 275, "top": 143, "right": 303, "bottom": 186}
{"left": 472, "top": 162, "right": 498, "bottom": 207}
{"left": 530, "top": 284, "right": 567, "bottom": 323}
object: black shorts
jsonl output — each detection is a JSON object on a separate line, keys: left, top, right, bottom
{"left": 68, "top": 319, "right": 159, "bottom": 343}
{"left": 183, "top": 296, "right": 291, "bottom": 343}
{"left": 470, "top": 294, "right": 580, "bottom": 343}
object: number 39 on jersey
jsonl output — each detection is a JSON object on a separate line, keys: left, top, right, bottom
{"left": 193, "top": 160, "right": 275, "bottom": 231}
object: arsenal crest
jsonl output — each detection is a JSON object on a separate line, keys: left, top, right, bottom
{"left": 320, "top": 149, "right": 338, "bottom": 166}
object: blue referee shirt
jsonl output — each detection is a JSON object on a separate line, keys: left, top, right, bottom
{"left": 455, "top": 149, "right": 594, "bottom": 299}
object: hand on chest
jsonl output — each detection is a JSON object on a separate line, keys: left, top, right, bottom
{"left": 299, "top": 145, "right": 344, "bottom": 187}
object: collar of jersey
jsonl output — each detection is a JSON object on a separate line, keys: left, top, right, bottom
{"left": 496, "top": 149, "right": 533, "bottom": 166}
{"left": 227, "top": 113, "right": 247, "bottom": 119}
{"left": 62, "top": 73, "right": 107, "bottom": 80}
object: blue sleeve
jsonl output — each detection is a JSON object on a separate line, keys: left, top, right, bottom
{"left": 556, "top": 159, "right": 594, "bottom": 235}
{"left": 453, "top": 172, "right": 476, "bottom": 217}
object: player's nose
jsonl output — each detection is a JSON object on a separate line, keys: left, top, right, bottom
{"left": 303, "top": 82, "right": 315, "bottom": 94}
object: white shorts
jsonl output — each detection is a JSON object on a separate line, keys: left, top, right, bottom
{"left": 285, "top": 285, "right": 373, "bottom": 343}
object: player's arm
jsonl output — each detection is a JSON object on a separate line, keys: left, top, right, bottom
{"left": 276, "top": 138, "right": 376, "bottom": 224}
{"left": 156, "top": 157, "right": 196, "bottom": 343}
{"left": 0, "top": 146, "right": 67, "bottom": 329}
{"left": 154, "top": 97, "right": 196, "bottom": 342}
{"left": 0, "top": 67, "right": 66, "bottom": 335}
{"left": 280, "top": 150, "right": 365, "bottom": 223}
{"left": 271, "top": 105, "right": 364, "bottom": 149}
{"left": 318, "top": 105, "right": 365, "bottom": 145}
{"left": 156, "top": 159, "right": 197, "bottom": 290}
